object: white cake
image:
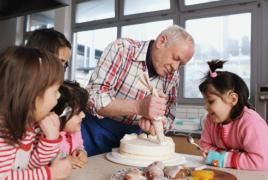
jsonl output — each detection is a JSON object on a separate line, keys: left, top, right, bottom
{"left": 119, "top": 133, "right": 175, "bottom": 161}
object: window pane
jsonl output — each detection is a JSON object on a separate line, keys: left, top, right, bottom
{"left": 122, "top": 20, "right": 173, "bottom": 41}
{"left": 184, "top": 13, "right": 251, "bottom": 98}
{"left": 26, "top": 10, "right": 55, "bottom": 31}
{"left": 124, "top": 0, "right": 170, "bottom": 15}
{"left": 185, "top": 0, "right": 221, "bottom": 6}
{"left": 75, "top": 0, "right": 115, "bottom": 23}
{"left": 73, "top": 27, "right": 117, "bottom": 87}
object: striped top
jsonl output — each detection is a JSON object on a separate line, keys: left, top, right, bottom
{"left": 0, "top": 124, "right": 62, "bottom": 180}
{"left": 86, "top": 38, "right": 179, "bottom": 128}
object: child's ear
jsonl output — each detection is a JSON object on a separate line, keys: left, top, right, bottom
{"left": 227, "top": 92, "right": 238, "bottom": 106}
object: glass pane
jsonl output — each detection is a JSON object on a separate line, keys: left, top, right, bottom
{"left": 185, "top": 0, "right": 221, "bottom": 5}
{"left": 26, "top": 10, "right": 55, "bottom": 31}
{"left": 184, "top": 13, "right": 251, "bottom": 98}
{"left": 124, "top": 0, "right": 170, "bottom": 15}
{"left": 121, "top": 20, "right": 173, "bottom": 41}
{"left": 74, "top": 27, "right": 117, "bottom": 87}
{"left": 75, "top": 0, "right": 115, "bottom": 23}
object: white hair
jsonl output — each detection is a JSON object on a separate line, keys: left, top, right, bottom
{"left": 157, "top": 25, "right": 194, "bottom": 46}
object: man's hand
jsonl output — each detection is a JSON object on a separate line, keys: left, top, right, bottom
{"left": 138, "top": 117, "right": 167, "bottom": 135}
{"left": 138, "top": 118, "right": 156, "bottom": 135}
{"left": 138, "top": 94, "right": 167, "bottom": 120}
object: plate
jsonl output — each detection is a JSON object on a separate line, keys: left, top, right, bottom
{"left": 106, "top": 148, "right": 186, "bottom": 167}
{"left": 110, "top": 167, "right": 144, "bottom": 180}
{"left": 205, "top": 168, "right": 237, "bottom": 180}
{"left": 110, "top": 167, "right": 237, "bottom": 180}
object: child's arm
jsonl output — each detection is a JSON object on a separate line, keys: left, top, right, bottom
{"left": 28, "top": 113, "right": 62, "bottom": 167}
{"left": 224, "top": 118, "right": 268, "bottom": 170}
{"left": 0, "top": 137, "right": 51, "bottom": 180}
{"left": 68, "top": 132, "right": 88, "bottom": 169}
{"left": 199, "top": 116, "right": 219, "bottom": 152}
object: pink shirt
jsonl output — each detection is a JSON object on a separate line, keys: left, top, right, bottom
{"left": 200, "top": 107, "right": 268, "bottom": 170}
{"left": 59, "top": 131, "right": 84, "bottom": 157}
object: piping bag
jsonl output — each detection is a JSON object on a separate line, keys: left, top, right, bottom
{"left": 138, "top": 73, "right": 165, "bottom": 143}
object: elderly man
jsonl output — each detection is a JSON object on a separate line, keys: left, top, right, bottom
{"left": 82, "top": 25, "right": 195, "bottom": 156}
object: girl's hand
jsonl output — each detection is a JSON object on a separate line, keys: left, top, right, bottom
{"left": 202, "top": 151, "right": 208, "bottom": 159}
{"left": 69, "top": 149, "right": 88, "bottom": 169}
{"left": 39, "top": 112, "right": 60, "bottom": 140}
{"left": 50, "top": 154, "right": 72, "bottom": 179}
{"left": 205, "top": 150, "right": 227, "bottom": 168}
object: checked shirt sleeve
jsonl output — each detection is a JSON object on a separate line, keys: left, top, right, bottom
{"left": 86, "top": 40, "right": 124, "bottom": 118}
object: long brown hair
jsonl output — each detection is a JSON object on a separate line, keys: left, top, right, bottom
{"left": 0, "top": 46, "right": 64, "bottom": 144}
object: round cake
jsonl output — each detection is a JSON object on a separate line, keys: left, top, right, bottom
{"left": 119, "top": 133, "right": 175, "bottom": 161}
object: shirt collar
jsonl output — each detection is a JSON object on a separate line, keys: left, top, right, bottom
{"left": 132, "top": 40, "right": 151, "bottom": 62}
{"left": 146, "top": 40, "right": 157, "bottom": 78}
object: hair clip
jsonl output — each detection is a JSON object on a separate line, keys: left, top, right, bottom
{"left": 39, "top": 57, "right": 42, "bottom": 65}
{"left": 210, "top": 71, "right": 217, "bottom": 78}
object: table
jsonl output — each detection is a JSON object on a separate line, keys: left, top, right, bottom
{"left": 67, "top": 153, "right": 268, "bottom": 180}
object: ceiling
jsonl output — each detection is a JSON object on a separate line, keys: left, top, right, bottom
{"left": 0, "top": 0, "right": 70, "bottom": 20}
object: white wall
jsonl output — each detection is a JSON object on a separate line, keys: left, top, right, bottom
{"left": 0, "top": 5, "right": 71, "bottom": 53}
{"left": 0, "top": 18, "right": 17, "bottom": 52}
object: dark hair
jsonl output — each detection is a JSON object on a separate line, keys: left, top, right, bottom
{"left": 0, "top": 46, "right": 64, "bottom": 144}
{"left": 26, "top": 28, "right": 72, "bottom": 56}
{"left": 52, "top": 81, "right": 89, "bottom": 131}
{"left": 199, "top": 60, "right": 253, "bottom": 120}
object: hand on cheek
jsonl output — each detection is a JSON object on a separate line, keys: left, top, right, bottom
{"left": 39, "top": 112, "right": 60, "bottom": 140}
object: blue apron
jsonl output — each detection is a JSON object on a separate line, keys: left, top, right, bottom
{"left": 81, "top": 113, "right": 141, "bottom": 156}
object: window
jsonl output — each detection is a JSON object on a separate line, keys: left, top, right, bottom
{"left": 26, "top": 10, "right": 55, "bottom": 32}
{"left": 184, "top": 13, "right": 251, "bottom": 98}
{"left": 75, "top": 0, "right": 115, "bottom": 23}
{"left": 73, "top": 27, "right": 117, "bottom": 87}
{"left": 122, "top": 20, "right": 173, "bottom": 41}
{"left": 71, "top": 0, "right": 267, "bottom": 121}
{"left": 123, "top": 0, "right": 170, "bottom": 15}
{"left": 72, "top": 0, "right": 174, "bottom": 87}
{"left": 185, "top": 0, "right": 221, "bottom": 6}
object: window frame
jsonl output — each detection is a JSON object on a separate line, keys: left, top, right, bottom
{"left": 119, "top": 0, "right": 175, "bottom": 20}
{"left": 178, "top": 1, "right": 259, "bottom": 105}
{"left": 179, "top": 0, "right": 257, "bottom": 11}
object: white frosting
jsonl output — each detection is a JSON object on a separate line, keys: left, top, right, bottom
{"left": 119, "top": 133, "right": 175, "bottom": 160}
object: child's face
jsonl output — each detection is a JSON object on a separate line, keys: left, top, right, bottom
{"left": 203, "top": 92, "right": 234, "bottom": 124}
{"left": 63, "top": 111, "right": 85, "bottom": 133}
{"left": 34, "top": 83, "right": 61, "bottom": 121}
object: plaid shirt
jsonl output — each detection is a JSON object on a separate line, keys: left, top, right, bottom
{"left": 86, "top": 38, "right": 179, "bottom": 129}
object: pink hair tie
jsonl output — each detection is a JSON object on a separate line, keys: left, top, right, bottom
{"left": 210, "top": 71, "right": 217, "bottom": 78}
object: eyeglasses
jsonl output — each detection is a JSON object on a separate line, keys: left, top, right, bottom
{"left": 59, "top": 59, "right": 69, "bottom": 71}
